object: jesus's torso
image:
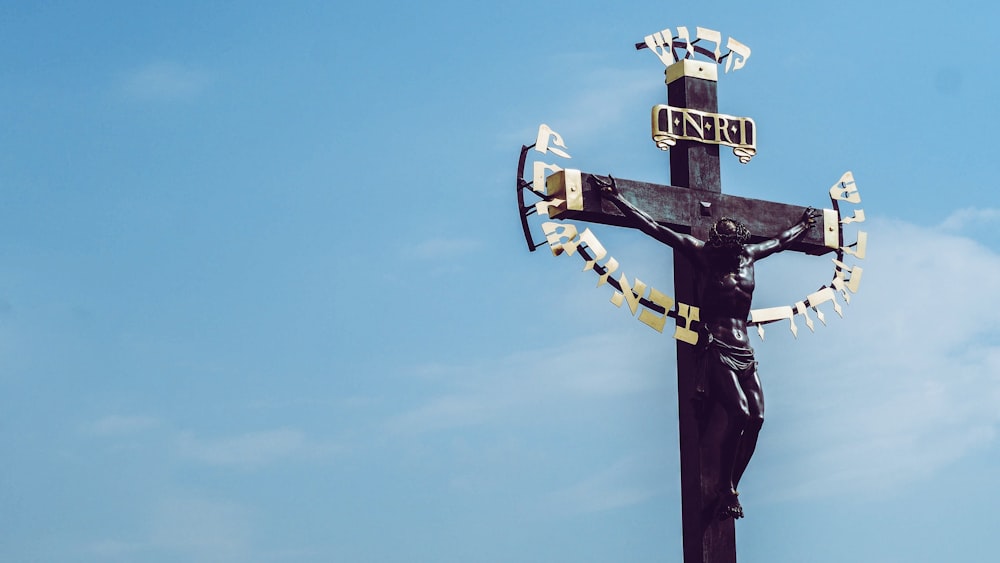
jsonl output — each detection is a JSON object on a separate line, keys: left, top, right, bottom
{"left": 700, "top": 248, "right": 755, "bottom": 348}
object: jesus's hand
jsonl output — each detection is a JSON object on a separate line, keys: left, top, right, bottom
{"left": 801, "top": 207, "right": 818, "bottom": 228}
{"left": 595, "top": 174, "right": 619, "bottom": 198}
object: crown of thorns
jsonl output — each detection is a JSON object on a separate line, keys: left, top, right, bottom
{"left": 708, "top": 217, "right": 751, "bottom": 249}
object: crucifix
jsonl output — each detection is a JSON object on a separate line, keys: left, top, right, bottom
{"left": 515, "top": 28, "right": 865, "bottom": 563}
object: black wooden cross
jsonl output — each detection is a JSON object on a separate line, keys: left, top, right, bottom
{"left": 549, "top": 60, "right": 834, "bottom": 563}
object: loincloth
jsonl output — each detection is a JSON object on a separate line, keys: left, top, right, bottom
{"left": 696, "top": 336, "right": 758, "bottom": 395}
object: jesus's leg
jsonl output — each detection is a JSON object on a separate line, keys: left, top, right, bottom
{"left": 733, "top": 369, "right": 765, "bottom": 491}
{"left": 708, "top": 365, "right": 749, "bottom": 518}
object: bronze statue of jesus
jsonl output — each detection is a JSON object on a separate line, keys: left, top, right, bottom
{"left": 598, "top": 176, "right": 817, "bottom": 520}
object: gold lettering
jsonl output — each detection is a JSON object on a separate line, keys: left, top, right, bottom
{"left": 535, "top": 198, "right": 566, "bottom": 218}
{"left": 643, "top": 29, "right": 676, "bottom": 66}
{"left": 682, "top": 110, "right": 704, "bottom": 140}
{"left": 725, "top": 37, "right": 751, "bottom": 72}
{"left": 674, "top": 303, "right": 700, "bottom": 344}
{"left": 829, "top": 171, "right": 860, "bottom": 203}
{"left": 533, "top": 124, "right": 571, "bottom": 159}
{"left": 841, "top": 209, "right": 866, "bottom": 224}
{"left": 609, "top": 275, "right": 677, "bottom": 334}
{"left": 716, "top": 115, "right": 733, "bottom": 145}
{"left": 749, "top": 306, "right": 797, "bottom": 339}
{"left": 533, "top": 161, "right": 562, "bottom": 196}
{"left": 794, "top": 300, "right": 814, "bottom": 333}
{"left": 611, "top": 274, "right": 647, "bottom": 315}
{"left": 842, "top": 231, "right": 868, "bottom": 259}
{"left": 695, "top": 27, "right": 723, "bottom": 62}
{"left": 578, "top": 228, "right": 606, "bottom": 270}
{"left": 805, "top": 286, "right": 843, "bottom": 322}
{"left": 676, "top": 26, "right": 694, "bottom": 59}
{"left": 639, "top": 287, "right": 673, "bottom": 333}
{"left": 541, "top": 222, "right": 579, "bottom": 257}
{"left": 741, "top": 118, "right": 754, "bottom": 147}
{"left": 833, "top": 259, "right": 863, "bottom": 293}
{"left": 576, "top": 228, "right": 620, "bottom": 287}
{"left": 640, "top": 27, "right": 750, "bottom": 72}
{"left": 595, "top": 256, "right": 620, "bottom": 287}
{"left": 831, "top": 277, "right": 851, "bottom": 304}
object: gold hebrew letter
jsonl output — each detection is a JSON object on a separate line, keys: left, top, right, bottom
{"left": 841, "top": 209, "right": 866, "bottom": 224}
{"left": 842, "top": 231, "right": 868, "bottom": 259}
{"left": 578, "top": 228, "right": 606, "bottom": 270}
{"left": 829, "top": 171, "right": 860, "bottom": 203}
{"left": 831, "top": 277, "right": 850, "bottom": 304}
{"left": 577, "top": 229, "right": 620, "bottom": 287}
{"left": 724, "top": 37, "right": 751, "bottom": 72}
{"left": 595, "top": 256, "right": 620, "bottom": 287}
{"left": 611, "top": 274, "right": 647, "bottom": 315}
{"left": 750, "top": 306, "right": 797, "bottom": 339}
{"left": 794, "top": 300, "right": 815, "bottom": 332}
{"left": 643, "top": 29, "right": 676, "bottom": 66}
{"left": 833, "top": 259, "right": 863, "bottom": 293}
{"left": 579, "top": 229, "right": 618, "bottom": 287}
{"left": 674, "top": 303, "right": 700, "bottom": 345}
{"left": 535, "top": 198, "right": 566, "bottom": 217}
{"left": 695, "top": 27, "right": 723, "bottom": 62}
{"left": 534, "top": 124, "right": 571, "bottom": 159}
{"left": 541, "top": 222, "right": 579, "bottom": 257}
{"left": 639, "top": 287, "right": 674, "bottom": 333}
{"left": 533, "top": 161, "right": 562, "bottom": 196}
{"left": 805, "top": 286, "right": 843, "bottom": 322}
{"left": 676, "top": 26, "right": 694, "bottom": 59}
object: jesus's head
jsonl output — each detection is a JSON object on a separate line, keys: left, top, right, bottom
{"left": 708, "top": 217, "right": 750, "bottom": 250}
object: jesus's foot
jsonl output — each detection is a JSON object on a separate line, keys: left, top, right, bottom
{"left": 718, "top": 490, "right": 744, "bottom": 520}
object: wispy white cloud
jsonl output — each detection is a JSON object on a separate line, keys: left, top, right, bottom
{"left": 497, "top": 64, "right": 659, "bottom": 154}
{"left": 540, "top": 67, "right": 657, "bottom": 149}
{"left": 385, "top": 331, "right": 666, "bottom": 435}
{"left": 149, "top": 497, "right": 255, "bottom": 563}
{"left": 542, "top": 454, "right": 672, "bottom": 515}
{"left": 176, "top": 428, "right": 340, "bottom": 466}
{"left": 382, "top": 329, "right": 673, "bottom": 516}
{"left": 82, "top": 497, "right": 255, "bottom": 563}
{"left": 86, "top": 539, "right": 146, "bottom": 557}
{"left": 407, "top": 237, "right": 482, "bottom": 261}
{"left": 84, "top": 414, "right": 161, "bottom": 436}
{"left": 120, "top": 61, "right": 211, "bottom": 102}
{"left": 938, "top": 207, "right": 1000, "bottom": 231}
{"left": 247, "top": 395, "right": 369, "bottom": 410}
{"left": 85, "top": 503, "right": 322, "bottom": 563}
{"left": 385, "top": 394, "right": 496, "bottom": 435}
{"left": 82, "top": 413, "right": 341, "bottom": 469}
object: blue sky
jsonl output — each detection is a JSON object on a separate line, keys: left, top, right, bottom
{"left": 2, "top": 1, "right": 999, "bottom": 562}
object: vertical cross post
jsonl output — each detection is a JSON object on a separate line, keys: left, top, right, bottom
{"left": 667, "top": 60, "right": 737, "bottom": 563}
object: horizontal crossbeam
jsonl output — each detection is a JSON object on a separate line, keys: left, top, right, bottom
{"left": 553, "top": 172, "right": 835, "bottom": 256}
